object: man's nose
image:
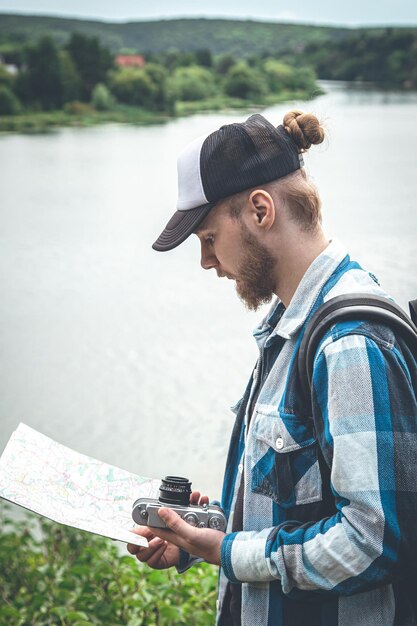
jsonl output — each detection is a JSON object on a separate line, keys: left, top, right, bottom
{"left": 200, "top": 245, "right": 218, "bottom": 270}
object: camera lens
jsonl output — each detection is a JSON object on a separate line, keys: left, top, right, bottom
{"left": 159, "top": 476, "right": 192, "bottom": 506}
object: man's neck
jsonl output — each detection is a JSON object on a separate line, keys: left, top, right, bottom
{"left": 274, "top": 231, "right": 330, "bottom": 308}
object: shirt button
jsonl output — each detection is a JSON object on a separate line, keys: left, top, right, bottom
{"left": 238, "top": 463, "right": 244, "bottom": 473}
{"left": 275, "top": 437, "right": 284, "bottom": 450}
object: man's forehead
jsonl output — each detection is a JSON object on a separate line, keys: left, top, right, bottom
{"left": 194, "top": 201, "right": 225, "bottom": 235}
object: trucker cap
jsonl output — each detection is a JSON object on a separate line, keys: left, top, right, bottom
{"left": 152, "top": 113, "right": 304, "bottom": 252}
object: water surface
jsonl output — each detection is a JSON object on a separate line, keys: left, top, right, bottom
{"left": 0, "top": 82, "right": 416, "bottom": 500}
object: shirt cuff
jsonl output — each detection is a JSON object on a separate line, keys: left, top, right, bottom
{"left": 221, "top": 531, "right": 277, "bottom": 583}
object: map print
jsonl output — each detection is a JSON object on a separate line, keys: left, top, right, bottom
{"left": 0, "top": 423, "right": 160, "bottom": 547}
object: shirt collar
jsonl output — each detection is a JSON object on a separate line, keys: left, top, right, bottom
{"left": 253, "top": 239, "right": 348, "bottom": 343}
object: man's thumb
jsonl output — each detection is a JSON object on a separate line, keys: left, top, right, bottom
{"left": 158, "top": 507, "right": 190, "bottom": 535}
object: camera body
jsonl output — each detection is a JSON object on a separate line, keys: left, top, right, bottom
{"left": 132, "top": 476, "right": 227, "bottom": 532}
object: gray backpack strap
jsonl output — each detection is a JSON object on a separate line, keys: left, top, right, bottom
{"left": 298, "top": 293, "right": 417, "bottom": 403}
{"left": 410, "top": 300, "right": 417, "bottom": 326}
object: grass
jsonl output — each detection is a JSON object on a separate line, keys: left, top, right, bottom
{"left": 0, "top": 87, "right": 325, "bottom": 134}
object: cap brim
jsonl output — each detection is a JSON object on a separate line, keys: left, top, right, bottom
{"left": 152, "top": 202, "right": 215, "bottom": 252}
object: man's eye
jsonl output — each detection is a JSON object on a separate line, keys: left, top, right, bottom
{"left": 205, "top": 236, "right": 214, "bottom": 245}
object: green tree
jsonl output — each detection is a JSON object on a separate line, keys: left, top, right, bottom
{"left": 109, "top": 67, "right": 157, "bottom": 107}
{"left": 224, "top": 61, "right": 268, "bottom": 99}
{"left": 214, "top": 53, "right": 236, "bottom": 75}
{"left": 91, "top": 83, "right": 115, "bottom": 110}
{"left": 67, "top": 32, "right": 113, "bottom": 100}
{"left": 0, "top": 85, "right": 21, "bottom": 115}
{"left": 287, "top": 66, "right": 318, "bottom": 93}
{"left": 18, "top": 36, "right": 63, "bottom": 109}
{"left": 263, "top": 59, "right": 293, "bottom": 92}
{"left": 59, "top": 49, "right": 81, "bottom": 103}
{"left": 194, "top": 49, "right": 213, "bottom": 67}
{"left": 142, "top": 63, "right": 172, "bottom": 110}
{"left": 170, "top": 65, "right": 216, "bottom": 101}
{"left": 0, "top": 64, "right": 14, "bottom": 88}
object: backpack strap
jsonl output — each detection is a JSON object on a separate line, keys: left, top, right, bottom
{"left": 410, "top": 300, "right": 417, "bottom": 326}
{"left": 298, "top": 293, "right": 417, "bottom": 403}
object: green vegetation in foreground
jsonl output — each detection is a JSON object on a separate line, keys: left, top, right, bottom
{"left": 0, "top": 504, "right": 218, "bottom": 625}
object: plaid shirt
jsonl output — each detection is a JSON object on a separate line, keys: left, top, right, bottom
{"left": 217, "top": 239, "right": 417, "bottom": 626}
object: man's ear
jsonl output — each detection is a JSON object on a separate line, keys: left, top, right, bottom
{"left": 247, "top": 189, "right": 276, "bottom": 231}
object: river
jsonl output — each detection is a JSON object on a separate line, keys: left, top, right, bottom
{"left": 0, "top": 81, "right": 416, "bottom": 502}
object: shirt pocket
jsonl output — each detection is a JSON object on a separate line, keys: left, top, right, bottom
{"left": 250, "top": 410, "right": 322, "bottom": 508}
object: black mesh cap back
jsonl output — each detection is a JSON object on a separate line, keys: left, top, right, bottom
{"left": 200, "top": 114, "right": 301, "bottom": 203}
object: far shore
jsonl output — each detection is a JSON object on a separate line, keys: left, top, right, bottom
{"left": 0, "top": 89, "right": 321, "bottom": 134}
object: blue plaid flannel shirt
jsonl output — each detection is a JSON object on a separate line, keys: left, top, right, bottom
{"left": 217, "top": 239, "right": 417, "bottom": 626}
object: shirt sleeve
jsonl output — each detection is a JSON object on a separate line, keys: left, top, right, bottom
{"left": 221, "top": 332, "right": 417, "bottom": 596}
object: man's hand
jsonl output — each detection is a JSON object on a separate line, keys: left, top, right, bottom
{"left": 126, "top": 491, "right": 223, "bottom": 569}
{"left": 127, "top": 525, "right": 180, "bottom": 569}
{"left": 147, "top": 490, "right": 223, "bottom": 566}
{"left": 151, "top": 506, "right": 224, "bottom": 566}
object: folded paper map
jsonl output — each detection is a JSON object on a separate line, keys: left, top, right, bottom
{"left": 0, "top": 423, "right": 160, "bottom": 547}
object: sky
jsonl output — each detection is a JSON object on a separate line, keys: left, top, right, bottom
{"left": 0, "top": 0, "right": 416, "bottom": 27}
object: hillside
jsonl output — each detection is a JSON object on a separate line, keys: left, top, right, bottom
{"left": 0, "top": 14, "right": 392, "bottom": 57}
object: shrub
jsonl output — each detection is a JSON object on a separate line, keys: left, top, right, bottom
{"left": 0, "top": 64, "right": 14, "bottom": 88}
{"left": 109, "top": 67, "right": 157, "bottom": 108}
{"left": 64, "top": 100, "right": 95, "bottom": 115}
{"left": 262, "top": 59, "right": 293, "bottom": 92}
{"left": 169, "top": 65, "right": 216, "bottom": 101}
{"left": 214, "top": 53, "right": 237, "bottom": 76}
{"left": 0, "top": 85, "right": 22, "bottom": 115}
{"left": 224, "top": 62, "right": 268, "bottom": 100}
{"left": 91, "top": 83, "right": 115, "bottom": 111}
{"left": 287, "top": 66, "right": 318, "bottom": 93}
{"left": 0, "top": 505, "right": 218, "bottom": 625}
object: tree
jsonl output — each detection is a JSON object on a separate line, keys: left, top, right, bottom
{"left": 18, "top": 36, "right": 63, "bottom": 110}
{"left": 67, "top": 33, "right": 113, "bottom": 100}
{"left": 142, "top": 63, "right": 172, "bottom": 110}
{"left": 0, "top": 85, "right": 21, "bottom": 115}
{"left": 109, "top": 67, "right": 157, "bottom": 107}
{"left": 214, "top": 53, "right": 236, "bottom": 75}
{"left": 59, "top": 50, "right": 81, "bottom": 103}
{"left": 169, "top": 65, "right": 216, "bottom": 101}
{"left": 91, "top": 83, "right": 115, "bottom": 111}
{"left": 0, "top": 65, "right": 14, "bottom": 89}
{"left": 194, "top": 49, "right": 213, "bottom": 68}
{"left": 262, "top": 59, "right": 293, "bottom": 92}
{"left": 224, "top": 62, "right": 268, "bottom": 100}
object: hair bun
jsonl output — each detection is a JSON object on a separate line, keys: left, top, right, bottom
{"left": 283, "top": 110, "right": 324, "bottom": 152}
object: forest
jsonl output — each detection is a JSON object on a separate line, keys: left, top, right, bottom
{"left": 0, "top": 31, "right": 320, "bottom": 130}
{"left": 0, "top": 15, "right": 415, "bottom": 131}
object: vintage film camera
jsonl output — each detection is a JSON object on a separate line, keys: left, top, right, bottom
{"left": 132, "top": 476, "right": 227, "bottom": 531}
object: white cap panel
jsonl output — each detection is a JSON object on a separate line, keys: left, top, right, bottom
{"left": 176, "top": 133, "right": 209, "bottom": 211}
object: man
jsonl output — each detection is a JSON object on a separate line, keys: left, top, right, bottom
{"left": 128, "top": 112, "right": 417, "bottom": 625}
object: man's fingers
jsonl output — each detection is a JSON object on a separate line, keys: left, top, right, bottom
{"left": 146, "top": 541, "right": 168, "bottom": 568}
{"left": 134, "top": 537, "right": 165, "bottom": 563}
{"left": 158, "top": 507, "right": 195, "bottom": 539}
{"left": 127, "top": 526, "right": 155, "bottom": 554}
{"left": 190, "top": 491, "right": 210, "bottom": 506}
{"left": 129, "top": 526, "right": 156, "bottom": 540}
{"left": 127, "top": 542, "right": 139, "bottom": 555}
{"left": 190, "top": 491, "right": 201, "bottom": 505}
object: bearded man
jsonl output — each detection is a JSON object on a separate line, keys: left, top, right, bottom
{"left": 127, "top": 112, "right": 417, "bottom": 626}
